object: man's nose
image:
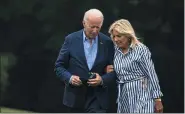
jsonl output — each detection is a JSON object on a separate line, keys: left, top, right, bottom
{"left": 92, "top": 28, "right": 98, "bottom": 33}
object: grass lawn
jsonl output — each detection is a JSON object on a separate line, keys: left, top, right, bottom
{"left": 0, "top": 107, "right": 33, "bottom": 113}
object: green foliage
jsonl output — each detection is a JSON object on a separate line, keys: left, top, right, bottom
{"left": 0, "top": 0, "right": 68, "bottom": 21}
{"left": 0, "top": 53, "right": 17, "bottom": 100}
{"left": 44, "top": 30, "right": 65, "bottom": 50}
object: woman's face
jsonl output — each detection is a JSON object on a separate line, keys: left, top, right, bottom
{"left": 112, "top": 29, "right": 130, "bottom": 49}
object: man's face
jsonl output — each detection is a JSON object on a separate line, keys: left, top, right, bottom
{"left": 83, "top": 17, "right": 102, "bottom": 39}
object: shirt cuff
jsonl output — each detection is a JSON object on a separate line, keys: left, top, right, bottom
{"left": 69, "top": 76, "right": 73, "bottom": 84}
{"left": 152, "top": 90, "right": 163, "bottom": 98}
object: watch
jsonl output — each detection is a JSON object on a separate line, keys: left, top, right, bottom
{"left": 155, "top": 98, "right": 161, "bottom": 101}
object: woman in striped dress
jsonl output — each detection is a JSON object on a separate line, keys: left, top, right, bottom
{"left": 107, "top": 19, "right": 163, "bottom": 113}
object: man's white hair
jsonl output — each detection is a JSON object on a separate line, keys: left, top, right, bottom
{"left": 83, "top": 9, "right": 104, "bottom": 22}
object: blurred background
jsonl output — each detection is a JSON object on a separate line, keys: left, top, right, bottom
{"left": 0, "top": 0, "right": 184, "bottom": 113}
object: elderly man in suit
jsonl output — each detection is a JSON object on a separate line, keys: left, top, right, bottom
{"left": 54, "top": 9, "right": 116, "bottom": 113}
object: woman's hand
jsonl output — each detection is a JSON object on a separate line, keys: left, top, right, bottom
{"left": 105, "top": 65, "right": 114, "bottom": 73}
{"left": 154, "top": 99, "right": 163, "bottom": 113}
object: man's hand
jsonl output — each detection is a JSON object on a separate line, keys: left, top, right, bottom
{"left": 105, "top": 65, "right": 114, "bottom": 73}
{"left": 154, "top": 99, "right": 163, "bottom": 113}
{"left": 87, "top": 73, "right": 102, "bottom": 87}
{"left": 70, "top": 75, "right": 82, "bottom": 86}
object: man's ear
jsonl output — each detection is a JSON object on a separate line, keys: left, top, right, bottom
{"left": 82, "top": 20, "right": 85, "bottom": 26}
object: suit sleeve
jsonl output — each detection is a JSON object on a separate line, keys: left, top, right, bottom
{"left": 54, "top": 36, "right": 72, "bottom": 85}
{"left": 139, "top": 47, "right": 163, "bottom": 98}
{"left": 101, "top": 40, "right": 117, "bottom": 87}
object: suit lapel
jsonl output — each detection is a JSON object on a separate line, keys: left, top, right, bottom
{"left": 77, "top": 31, "right": 105, "bottom": 71}
{"left": 92, "top": 34, "right": 105, "bottom": 69}
{"left": 77, "top": 30, "right": 89, "bottom": 70}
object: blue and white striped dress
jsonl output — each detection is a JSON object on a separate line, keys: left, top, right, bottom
{"left": 114, "top": 43, "right": 163, "bottom": 113}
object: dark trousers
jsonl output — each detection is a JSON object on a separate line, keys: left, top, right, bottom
{"left": 85, "top": 97, "right": 106, "bottom": 113}
{"left": 64, "top": 97, "right": 106, "bottom": 113}
{"left": 65, "top": 106, "right": 84, "bottom": 113}
{"left": 65, "top": 87, "right": 106, "bottom": 113}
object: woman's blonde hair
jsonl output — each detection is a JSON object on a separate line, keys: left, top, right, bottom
{"left": 108, "top": 19, "right": 140, "bottom": 47}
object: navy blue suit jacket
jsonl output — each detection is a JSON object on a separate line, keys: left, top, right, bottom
{"left": 55, "top": 29, "right": 116, "bottom": 109}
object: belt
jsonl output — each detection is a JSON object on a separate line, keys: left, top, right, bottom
{"left": 116, "top": 76, "right": 146, "bottom": 103}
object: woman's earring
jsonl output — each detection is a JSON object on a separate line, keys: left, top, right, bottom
{"left": 129, "top": 38, "right": 131, "bottom": 43}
